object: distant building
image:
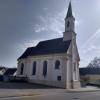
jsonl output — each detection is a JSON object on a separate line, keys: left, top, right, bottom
{"left": 80, "top": 68, "right": 100, "bottom": 85}
{"left": 3, "top": 68, "right": 17, "bottom": 82}
{"left": 4, "top": 68, "right": 17, "bottom": 76}
{"left": 0, "top": 67, "right": 6, "bottom": 75}
{"left": 0, "top": 67, "right": 17, "bottom": 82}
{"left": 0, "top": 67, "right": 6, "bottom": 81}
{"left": 17, "top": 1, "right": 80, "bottom": 89}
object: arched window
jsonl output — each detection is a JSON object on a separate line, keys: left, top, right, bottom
{"left": 43, "top": 61, "right": 47, "bottom": 77}
{"left": 55, "top": 60, "right": 60, "bottom": 69}
{"left": 32, "top": 61, "right": 36, "bottom": 75}
{"left": 20, "top": 63, "right": 24, "bottom": 75}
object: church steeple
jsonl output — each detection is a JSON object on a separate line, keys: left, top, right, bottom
{"left": 63, "top": 1, "right": 75, "bottom": 41}
{"left": 65, "top": 1, "right": 73, "bottom": 19}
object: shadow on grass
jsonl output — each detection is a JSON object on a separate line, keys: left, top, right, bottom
{"left": 0, "top": 82, "right": 60, "bottom": 89}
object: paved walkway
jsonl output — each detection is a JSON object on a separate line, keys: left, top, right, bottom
{"left": 0, "top": 82, "right": 100, "bottom": 98}
{"left": 0, "top": 82, "right": 63, "bottom": 98}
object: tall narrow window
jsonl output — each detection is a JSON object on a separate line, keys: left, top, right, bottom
{"left": 73, "top": 63, "right": 77, "bottom": 81}
{"left": 67, "top": 21, "right": 70, "bottom": 27}
{"left": 20, "top": 63, "right": 24, "bottom": 75}
{"left": 55, "top": 60, "right": 60, "bottom": 69}
{"left": 43, "top": 61, "right": 47, "bottom": 77}
{"left": 32, "top": 61, "right": 36, "bottom": 75}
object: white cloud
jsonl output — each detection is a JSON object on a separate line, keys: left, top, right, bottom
{"left": 43, "top": 8, "right": 48, "bottom": 11}
{"left": 80, "top": 29, "right": 100, "bottom": 49}
{"left": 23, "top": 40, "right": 39, "bottom": 47}
{"left": 79, "top": 28, "right": 100, "bottom": 67}
{"left": 33, "top": 9, "right": 65, "bottom": 35}
{"left": 17, "top": 40, "right": 40, "bottom": 52}
{"left": 34, "top": 24, "right": 47, "bottom": 33}
{"left": 33, "top": 9, "right": 81, "bottom": 38}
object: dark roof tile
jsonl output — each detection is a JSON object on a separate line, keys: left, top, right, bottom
{"left": 18, "top": 38, "right": 71, "bottom": 60}
{"left": 4, "top": 68, "right": 17, "bottom": 76}
{"left": 79, "top": 68, "right": 100, "bottom": 75}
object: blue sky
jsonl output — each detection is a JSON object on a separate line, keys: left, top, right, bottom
{"left": 0, "top": 0, "right": 100, "bottom": 67}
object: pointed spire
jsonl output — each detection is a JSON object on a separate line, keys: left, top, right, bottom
{"left": 65, "top": 1, "right": 73, "bottom": 19}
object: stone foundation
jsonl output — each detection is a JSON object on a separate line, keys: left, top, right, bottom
{"left": 73, "top": 81, "right": 80, "bottom": 89}
{"left": 66, "top": 81, "right": 80, "bottom": 89}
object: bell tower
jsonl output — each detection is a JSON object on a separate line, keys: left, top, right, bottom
{"left": 64, "top": 1, "right": 80, "bottom": 89}
{"left": 63, "top": 1, "right": 76, "bottom": 41}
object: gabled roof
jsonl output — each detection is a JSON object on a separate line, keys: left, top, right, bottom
{"left": 18, "top": 38, "right": 71, "bottom": 60}
{"left": 79, "top": 68, "right": 100, "bottom": 76}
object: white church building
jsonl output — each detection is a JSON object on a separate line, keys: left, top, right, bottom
{"left": 17, "top": 1, "right": 80, "bottom": 89}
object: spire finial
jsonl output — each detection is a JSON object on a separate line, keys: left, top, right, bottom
{"left": 65, "top": 0, "right": 73, "bottom": 19}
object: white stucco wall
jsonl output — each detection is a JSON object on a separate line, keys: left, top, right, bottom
{"left": 66, "top": 35, "right": 80, "bottom": 89}
{"left": 17, "top": 53, "right": 68, "bottom": 88}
